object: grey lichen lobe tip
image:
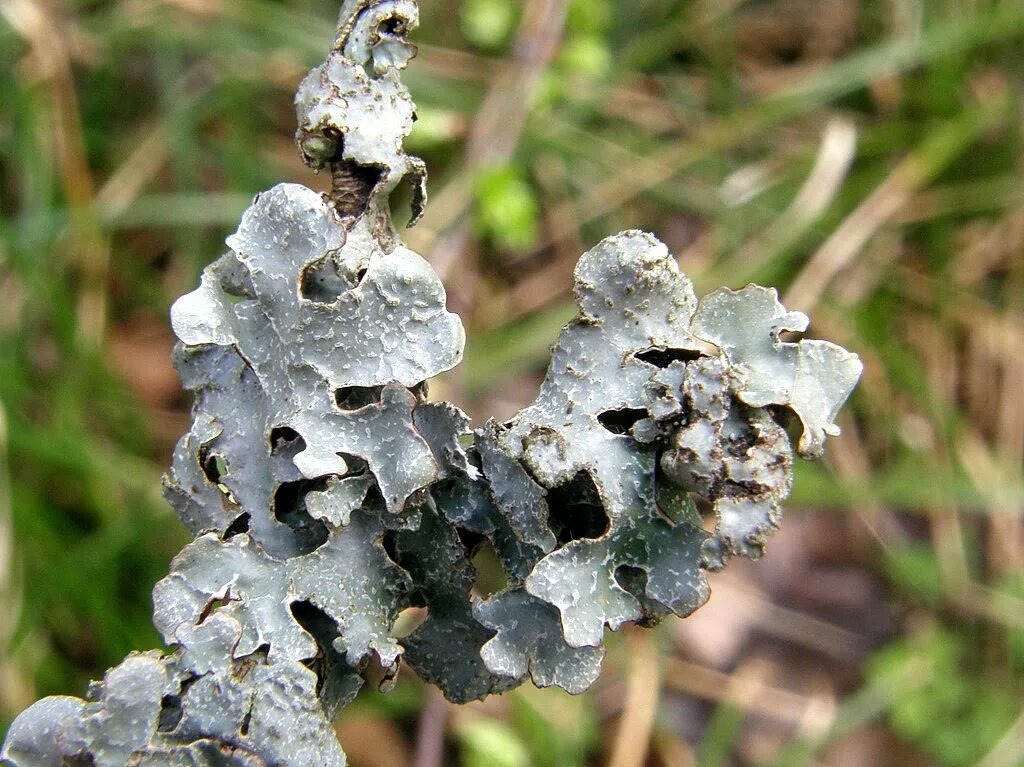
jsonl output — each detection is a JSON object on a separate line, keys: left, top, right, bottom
{"left": 295, "top": 0, "right": 427, "bottom": 235}
{"left": 0, "top": 3, "right": 861, "bottom": 766}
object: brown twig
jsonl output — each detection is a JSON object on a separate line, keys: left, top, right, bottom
{"left": 413, "top": 687, "right": 448, "bottom": 767}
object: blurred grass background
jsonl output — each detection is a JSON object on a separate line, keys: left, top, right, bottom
{"left": 3, "top": 0, "right": 1024, "bottom": 764}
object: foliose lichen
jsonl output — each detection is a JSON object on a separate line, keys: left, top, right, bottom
{"left": 1, "top": 2, "right": 861, "bottom": 765}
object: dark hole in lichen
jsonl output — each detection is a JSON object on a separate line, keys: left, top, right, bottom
{"left": 289, "top": 601, "right": 358, "bottom": 710}
{"left": 337, "top": 452, "right": 370, "bottom": 478}
{"left": 300, "top": 254, "right": 367, "bottom": 304}
{"left": 470, "top": 540, "right": 508, "bottom": 599}
{"left": 359, "top": 481, "right": 386, "bottom": 521}
{"left": 331, "top": 159, "right": 385, "bottom": 221}
{"left": 767, "top": 404, "right": 802, "bottom": 447}
{"left": 335, "top": 386, "right": 384, "bottom": 411}
{"left": 410, "top": 380, "right": 429, "bottom": 401}
{"left": 239, "top": 707, "right": 252, "bottom": 737}
{"left": 199, "top": 448, "right": 239, "bottom": 505}
{"left": 269, "top": 427, "right": 307, "bottom": 476}
{"left": 380, "top": 15, "right": 405, "bottom": 36}
{"left": 232, "top": 644, "right": 270, "bottom": 684}
{"left": 198, "top": 592, "right": 234, "bottom": 626}
{"left": 200, "top": 449, "right": 226, "bottom": 485}
{"left": 722, "top": 478, "right": 770, "bottom": 498}
{"left": 634, "top": 347, "right": 705, "bottom": 368}
{"left": 726, "top": 418, "right": 759, "bottom": 455}
{"left": 273, "top": 480, "right": 331, "bottom": 553}
{"left": 381, "top": 529, "right": 400, "bottom": 564}
{"left": 224, "top": 513, "right": 251, "bottom": 540}
{"left": 157, "top": 675, "right": 198, "bottom": 733}
{"left": 157, "top": 695, "right": 182, "bottom": 732}
{"left": 597, "top": 408, "right": 648, "bottom": 436}
{"left": 613, "top": 565, "right": 661, "bottom": 627}
{"left": 405, "top": 588, "right": 428, "bottom": 609}
{"left": 269, "top": 426, "right": 302, "bottom": 451}
{"left": 455, "top": 526, "right": 486, "bottom": 557}
{"left": 693, "top": 495, "right": 716, "bottom": 533}
{"left": 290, "top": 601, "right": 338, "bottom": 661}
{"left": 613, "top": 564, "right": 645, "bottom": 593}
{"left": 547, "top": 472, "right": 610, "bottom": 545}
{"left": 63, "top": 754, "right": 96, "bottom": 767}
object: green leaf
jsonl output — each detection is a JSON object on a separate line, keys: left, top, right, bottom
{"left": 567, "top": 0, "right": 611, "bottom": 35}
{"left": 881, "top": 545, "right": 945, "bottom": 608}
{"left": 458, "top": 719, "right": 532, "bottom": 767}
{"left": 559, "top": 36, "right": 612, "bottom": 77}
{"left": 460, "top": 0, "right": 518, "bottom": 51}
{"left": 866, "top": 628, "right": 1020, "bottom": 767}
{"left": 407, "top": 106, "right": 462, "bottom": 152}
{"left": 473, "top": 164, "right": 541, "bottom": 252}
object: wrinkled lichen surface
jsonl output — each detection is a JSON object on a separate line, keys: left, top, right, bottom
{"left": 1, "top": 3, "right": 861, "bottom": 765}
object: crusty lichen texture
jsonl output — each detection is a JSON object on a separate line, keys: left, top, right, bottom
{"left": 0, "top": 3, "right": 862, "bottom": 765}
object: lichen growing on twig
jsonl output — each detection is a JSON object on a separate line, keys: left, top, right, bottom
{"left": 1, "top": 3, "right": 860, "bottom": 765}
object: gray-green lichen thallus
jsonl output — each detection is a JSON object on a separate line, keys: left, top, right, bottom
{"left": 1, "top": 3, "right": 861, "bottom": 765}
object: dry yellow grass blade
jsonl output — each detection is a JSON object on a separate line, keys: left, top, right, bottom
{"left": 786, "top": 95, "right": 1008, "bottom": 313}
{"left": 717, "top": 115, "right": 858, "bottom": 281}
{"left": 0, "top": 404, "right": 32, "bottom": 716}
{"left": 608, "top": 628, "right": 661, "bottom": 767}
{"left": 974, "top": 706, "right": 1024, "bottom": 767}
{"left": 1, "top": 0, "right": 111, "bottom": 347}
{"left": 663, "top": 657, "right": 820, "bottom": 729}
